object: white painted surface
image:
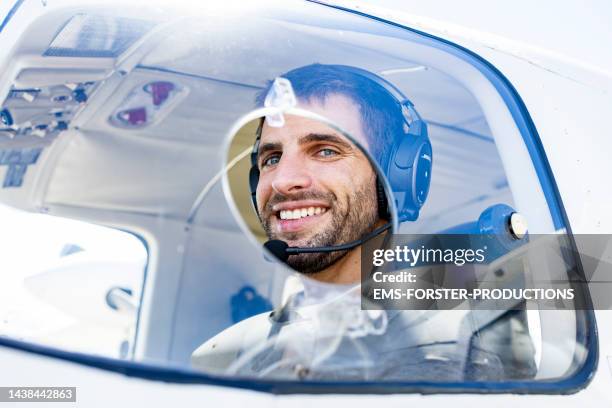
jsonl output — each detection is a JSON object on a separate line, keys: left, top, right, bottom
{"left": 1, "top": 0, "right": 612, "bottom": 405}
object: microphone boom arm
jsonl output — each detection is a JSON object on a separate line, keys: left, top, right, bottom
{"left": 286, "top": 222, "right": 391, "bottom": 254}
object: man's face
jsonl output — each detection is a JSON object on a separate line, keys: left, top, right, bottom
{"left": 255, "top": 94, "right": 380, "bottom": 274}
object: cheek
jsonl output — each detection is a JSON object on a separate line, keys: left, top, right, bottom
{"left": 255, "top": 175, "right": 272, "bottom": 211}
{"left": 316, "top": 160, "right": 375, "bottom": 203}
{"left": 348, "top": 165, "right": 377, "bottom": 208}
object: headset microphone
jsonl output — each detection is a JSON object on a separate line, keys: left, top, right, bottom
{"left": 264, "top": 222, "right": 391, "bottom": 263}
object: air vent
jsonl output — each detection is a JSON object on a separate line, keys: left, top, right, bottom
{"left": 44, "top": 14, "right": 156, "bottom": 58}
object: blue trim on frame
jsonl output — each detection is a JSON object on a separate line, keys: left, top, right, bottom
{"left": 0, "top": 0, "right": 598, "bottom": 396}
{"left": 0, "top": 0, "right": 24, "bottom": 34}
{"left": 0, "top": 334, "right": 598, "bottom": 395}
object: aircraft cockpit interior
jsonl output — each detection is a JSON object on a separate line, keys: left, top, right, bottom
{"left": 0, "top": 0, "right": 593, "bottom": 391}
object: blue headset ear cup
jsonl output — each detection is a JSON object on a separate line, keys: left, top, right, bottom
{"left": 386, "top": 131, "right": 432, "bottom": 222}
{"left": 249, "top": 165, "right": 260, "bottom": 216}
{"left": 249, "top": 127, "right": 262, "bottom": 216}
{"left": 413, "top": 140, "right": 432, "bottom": 207}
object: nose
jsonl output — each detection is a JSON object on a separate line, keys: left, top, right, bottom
{"left": 271, "top": 154, "right": 313, "bottom": 196}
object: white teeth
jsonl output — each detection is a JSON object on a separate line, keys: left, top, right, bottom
{"left": 279, "top": 207, "right": 326, "bottom": 220}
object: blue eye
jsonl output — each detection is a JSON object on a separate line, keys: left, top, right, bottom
{"left": 318, "top": 148, "right": 338, "bottom": 157}
{"left": 262, "top": 155, "right": 280, "bottom": 167}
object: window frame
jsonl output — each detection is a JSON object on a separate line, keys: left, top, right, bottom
{"left": 0, "top": 208, "right": 151, "bottom": 361}
{"left": 0, "top": 0, "right": 597, "bottom": 395}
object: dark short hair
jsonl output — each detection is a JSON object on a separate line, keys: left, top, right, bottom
{"left": 255, "top": 63, "right": 404, "bottom": 167}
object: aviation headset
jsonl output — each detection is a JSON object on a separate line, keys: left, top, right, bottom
{"left": 248, "top": 65, "right": 432, "bottom": 223}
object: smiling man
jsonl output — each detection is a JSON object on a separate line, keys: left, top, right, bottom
{"left": 193, "top": 64, "right": 442, "bottom": 378}
{"left": 250, "top": 64, "right": 411, "bottom": 284}
{"left": 194, "top": 65, "right": 537, "bottom": 381}
{"left": 254, "top": 97, "right": 383, "bottom": 283}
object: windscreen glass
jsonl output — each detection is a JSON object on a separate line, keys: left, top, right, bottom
{"left": 0, "top": 0, "right": 594, "bottom": 392}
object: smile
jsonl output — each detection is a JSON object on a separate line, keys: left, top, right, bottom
{"left": 278, "top": 207, "right": 328, "bottom": 220}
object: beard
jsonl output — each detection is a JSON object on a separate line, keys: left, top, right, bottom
{"left": 260, "top": 181, "right": 379, "bottom": 274}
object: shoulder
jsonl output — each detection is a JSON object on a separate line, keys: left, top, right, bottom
{"left": 191, "top": 311, "right": 274, "bottom": 373}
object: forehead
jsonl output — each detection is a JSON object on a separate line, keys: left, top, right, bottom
{"left": 260, "top": 94, "right": 368, "bottom": 147}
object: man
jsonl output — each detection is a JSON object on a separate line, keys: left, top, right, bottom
{"left": 251, "top": 63, "right": 406, "bottom": 283}
{"left": 193, "top": 64, "right": 536, "bottom": 381}
{"left": 191, "top": 64, "right": 435, "bottom": 378}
